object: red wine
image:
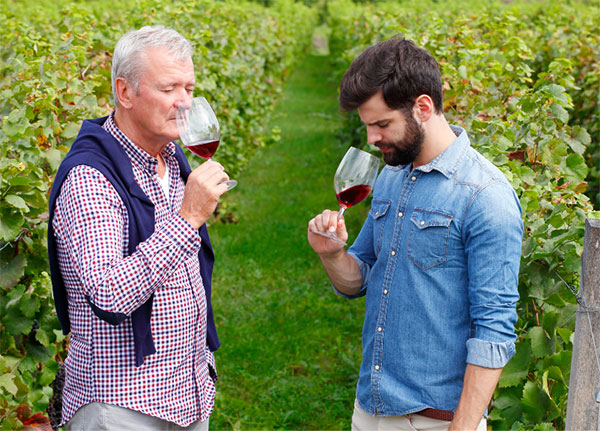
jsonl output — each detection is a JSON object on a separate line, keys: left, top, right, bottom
{"left": 336, "top": 184, "right": 372, "bottom": 208}
{"left": 186, "top": 139, "right": 219, "bottom": 159}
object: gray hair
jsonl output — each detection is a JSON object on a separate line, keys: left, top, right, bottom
{"left": 111, "top": 25, "right": 193, "bottom": 107}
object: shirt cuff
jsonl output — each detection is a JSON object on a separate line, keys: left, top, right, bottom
{"left": 148, "top": 214, "right": 202, "bottom": 258}
{"left": 331, "top": 252, "right": 369, "bottom": 299}
{"left": 466, "top": 338, "right": 515, "bottom": 368}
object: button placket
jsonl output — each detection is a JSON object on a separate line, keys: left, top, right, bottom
{"left": 371, "top": 166, "right": 414, "bottom": 407}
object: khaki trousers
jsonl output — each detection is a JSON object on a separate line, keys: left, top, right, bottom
{"left": 352, "top": 399, "right": 487, "bottom": 431}
{"left": 65, "top": 402, "right": 209, "bottom": 431}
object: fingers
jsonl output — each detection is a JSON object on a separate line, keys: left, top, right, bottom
{"left": 307, "top": 210, "right": 349, "bottom": 254}
{"left": 179, "top": 161, "right": 231, "bottom": 228}
{"left": 195, "top": 160, "right": 229, "bottom": 182}
{"left": 308, "top": 210, "right": 347, "bottom": 240}
{"left": 191, "top": 163, "right": 232, "bottom": 199}
{"left": 309, "top": 210, "right": 341, "bottom": 234}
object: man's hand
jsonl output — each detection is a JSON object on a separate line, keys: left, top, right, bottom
{"left": 307, "top": 209, "right": 348, "bottom": 256}
{"left": 307, "top": 210, "right": 362, "bottom": 296}
{"left": 179, "top": 160, "right": 229, "bottom": 229}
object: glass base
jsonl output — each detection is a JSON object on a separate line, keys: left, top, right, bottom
{"left": 224, "top": 180, "right": 237, "bottom": 191}
{"left": 310, "top": 228, "right": 347, "bottom": 246}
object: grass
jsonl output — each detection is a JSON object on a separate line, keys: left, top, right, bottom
{"left": 207, "top": 53, "right": 369, "bottom": 430}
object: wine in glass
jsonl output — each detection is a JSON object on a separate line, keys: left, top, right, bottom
{"left": 312, "top": 146, "right": 380, "bottom": 244}
{"left": 176, "top": 96, "right": 237, "bottom": 190}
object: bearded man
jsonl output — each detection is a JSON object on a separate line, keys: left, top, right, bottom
{"left": 307, "top": 37, "right": 523, "bottom": 431}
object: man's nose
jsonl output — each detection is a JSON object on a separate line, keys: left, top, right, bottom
{"left": 176, "top": 91, "right": 193, "bottom": 110}
{"left": 367, "top": 129, "right": 382, "bottom": 146}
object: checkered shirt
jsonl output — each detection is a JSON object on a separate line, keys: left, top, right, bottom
{"left": 52, "top": 113, "right": 216, "bottom": 426}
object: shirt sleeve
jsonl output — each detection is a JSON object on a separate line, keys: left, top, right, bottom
{"left": 463, "top": 180, "right": 523, "bottom": 368}
{"left": 53, "top": 165, "right": 201, "bottom": 316}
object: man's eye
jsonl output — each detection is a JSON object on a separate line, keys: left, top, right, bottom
{"left": 379, "top": 123, "right": 389, "bottom": 129}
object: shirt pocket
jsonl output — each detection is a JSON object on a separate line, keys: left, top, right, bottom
{"left": 369, "top": 199, "right": 392, "bottom": 254}
{"left": 408, "top": 208, "right": 453, "bottom": 270}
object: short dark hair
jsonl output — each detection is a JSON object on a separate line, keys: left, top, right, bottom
{"left": 339, "top": 37, "right": 443, "bottom": 114}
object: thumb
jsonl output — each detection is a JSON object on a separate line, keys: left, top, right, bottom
{"left": 336, "top": 215, "right": 348, "bottom": 238}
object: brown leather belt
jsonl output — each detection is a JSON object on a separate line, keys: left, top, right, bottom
{"left": 416, "top": 408, "right": 454, "bottom": 422}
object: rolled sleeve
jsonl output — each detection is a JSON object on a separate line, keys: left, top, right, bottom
{"left": 466, "top": 338, "right": 515, "bottom": 368}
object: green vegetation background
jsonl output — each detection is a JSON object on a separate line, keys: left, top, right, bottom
{"left": 208, "top": 52, "right": 365, "bottom": 430}
{"left": 1, "top": 0, "right": 600, "bottom": 429}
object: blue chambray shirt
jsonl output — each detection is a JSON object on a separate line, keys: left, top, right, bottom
{"left": 340, "top": 126, "right": 523, "bottom": 416}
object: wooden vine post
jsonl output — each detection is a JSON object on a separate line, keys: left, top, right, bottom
{"left": 566, "top": 219, "right": 600, "bottom": 430}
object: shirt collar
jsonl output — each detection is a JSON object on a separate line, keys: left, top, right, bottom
{"left": 103, "top": 111, "right": 177, "bottom": 175}
{"left": 415, "top": 125, "right": 470, "bottom": 178}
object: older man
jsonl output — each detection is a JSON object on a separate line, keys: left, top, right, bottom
{"left": 48, "top": 26, "right": 229, "bottom": 430}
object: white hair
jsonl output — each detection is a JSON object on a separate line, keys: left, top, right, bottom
{"left": 111, "top": 25, "right": 193, "bottom": 107}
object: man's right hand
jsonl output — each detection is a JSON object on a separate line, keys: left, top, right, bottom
{"left": 307, "top": 209, "right": 363, "bottom": 296}
{"left": 179, "top": 160, "right": 229, "bottom": 229}
{"left": 307, "top": 209, "right": 349, "bottom": 256}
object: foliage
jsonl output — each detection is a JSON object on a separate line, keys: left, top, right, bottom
{"left": 0, "top": 0, "right": 317, "bottom": 427}
{"left": 209, "top": 52, "right": 365, "bottom": 430}
{"left": 2, "top": 0, "right": 600, "bottom": 427}
{"left": 326, "top": 0, "right": 600, "bottom": 428}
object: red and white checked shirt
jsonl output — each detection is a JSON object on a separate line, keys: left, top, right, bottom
{"left": 52, "top": 113, "right": 216, "bottom": 426}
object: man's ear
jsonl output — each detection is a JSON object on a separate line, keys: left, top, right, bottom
{"left": 114, "top": 77, "right": 134, "bottom": 109}
{"left": 413, "top": 94, "right": 434, "bottom": 122}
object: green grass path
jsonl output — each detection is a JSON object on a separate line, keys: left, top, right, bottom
{"left": 208, "top": 54, "right": 367, "bottom": 430}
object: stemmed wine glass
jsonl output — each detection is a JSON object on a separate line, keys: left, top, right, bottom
{"left": 176, "top": 96, "right": 237, "bottom": 190}
{"left": 312, "top": 146, "right": 380, "bottom": 245}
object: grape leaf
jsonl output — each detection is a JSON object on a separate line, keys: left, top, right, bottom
{"left": 0, "top": 254, "right": 26, "bottom": 290}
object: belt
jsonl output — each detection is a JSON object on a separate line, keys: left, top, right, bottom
{"left": 416, "top": 408, "right": 454, "bottom": 422}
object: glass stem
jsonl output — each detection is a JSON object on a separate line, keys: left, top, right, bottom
{"left": 337, "top": 206, "right": 346, "bottom": 221}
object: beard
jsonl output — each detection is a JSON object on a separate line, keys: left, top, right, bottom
{"left": 378, "top": 114, "right": 425, "bottom": 166}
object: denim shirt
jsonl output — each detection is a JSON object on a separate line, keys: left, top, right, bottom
{"left": 342, "top": 126, "right": 523, "bottom": 416}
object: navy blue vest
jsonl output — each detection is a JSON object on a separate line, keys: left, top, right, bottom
{"left": 48, "top": 117, "right": 219, "bottom": 366}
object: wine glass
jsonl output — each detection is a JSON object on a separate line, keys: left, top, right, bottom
{"left": 176, "top": 96, "right": 237, "bottom": 190}
{"left": 312, "top": 146, "right": 380, "bottom": 245}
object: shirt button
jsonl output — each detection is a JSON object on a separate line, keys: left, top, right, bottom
{"left": 383, "top": 289, "right": 388, "bottom": 294}
{"left": 375, "top": 365, "right": 380, "bottom": 371}
{"left": 411, "top": 176, "right": 417, "bottom": 181}
{"left": 391, "top": 251, "right": 396, "bottom": 256}
{"left": 420, "top": 220, "right": 425, "bottom": 226}
{"left": 398, "top": 212, "right": 403, "bottom": 217}
{"left": 377, "top": 327, "right": 383, "bottom": 332}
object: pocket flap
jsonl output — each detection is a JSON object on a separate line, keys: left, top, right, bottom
{"left": 370, "top": 199, "right": 391, "bottom": 219}
{"left": 410, "top": 209, "right": 453, "bottom": 229}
